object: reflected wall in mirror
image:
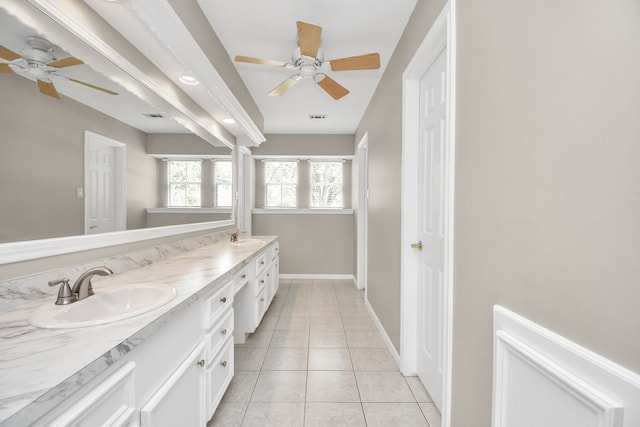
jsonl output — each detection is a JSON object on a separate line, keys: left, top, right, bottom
{"left": 0, "top": 7, "right": 232, "bottom": 244}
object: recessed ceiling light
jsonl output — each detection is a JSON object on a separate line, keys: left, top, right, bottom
{"left": 222, "top": 118, "right": 236, "bottom": 124}
{"left": 179, "top": 75, "right": 199, "bottom": 86}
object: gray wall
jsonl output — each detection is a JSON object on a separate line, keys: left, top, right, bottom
{"left": 252, "top": 134, "right": 355, "bottom": 275}
{"left": 357, "top": 1, "right": 640, "bottom": 426}
{"left": 0, "top": 73, "right": 157, "bottom": 242}
{"left": 355, "top": 0, "right": 446, "bottom": 353}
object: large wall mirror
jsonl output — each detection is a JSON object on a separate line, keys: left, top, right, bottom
{"left": 0, "top": 2, "right": 238, "bottom": 263}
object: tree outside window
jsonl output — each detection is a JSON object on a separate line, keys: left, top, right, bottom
{"left": 265, "top": 161, "right": 298, "bottom": 208}
{"left": 310, "top": 161, "right": 343, "bottom": 208}
{"left": 168, "top": 160, "right": 201, "bottom": 207}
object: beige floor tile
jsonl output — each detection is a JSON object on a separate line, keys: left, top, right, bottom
{"left": 221, "top": 370, "right": 259, "bottom": 402}
{"left": 308, "top": 348, "right": 353, "bottom": 370}
{"left": 234, "top": 347, "right": 267, "bottom": 370}
{"left": 355, "top": 371, "right": 415, "bottom": 402}
{"left": 257, "top": 315, "right": 279, "bottom": 331}
{"left": 306, "top": 371, "right": 360, "bottom": 402}
{"left": 346, "top": 330, "right": 386, "bottom": 348}
{"left": 309, "top": 316, "right": 343, "bottom": 331}
{"left": 363, "top": 403, "right": 429, "bottom": 427}
{"left": 251, "top": 370, "right": 307, "bottom": 402}
{"left": 207, "top": 401, "right": 246, "bottom": 427}
{"left": 304, "top": 403, "right": 366, "bottom": 427}
{"left": 350, "top": 348, "right": 397, "bottom": 370}
{"left": 242, "top": 402, "right": 304, "bottom": 427}
{"left": 419, "top": 402, "right": 442, "bottom": 427}
{"left": 406, "top": 376, "right": 433, "bottom": 403}
{"left": 275, "top": 316, "right": 310, "bottom": 331}
{"left": 342, "top": 315, "right": 377, "bottom": 331}
{"left": 270, "top": 330, "right": 310, "bottom": 347}
{"left": 241, "top": 328, "right": 274, "bottom": 347}
{"left": 262, "top": 347, "right": 308, "bottom": 370}
{"left": 309, "top": 330, "right": 348, "bottom": 348}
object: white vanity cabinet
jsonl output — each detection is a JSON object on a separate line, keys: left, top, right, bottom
{"left": 27, "top": 239, "right": 277, "bottom": 427}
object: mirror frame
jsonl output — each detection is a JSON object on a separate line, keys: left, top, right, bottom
{"left": 0, "top": 0, "right": 253, "bottom": 264}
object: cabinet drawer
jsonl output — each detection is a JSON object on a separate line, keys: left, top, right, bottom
{"left": 255, "top": 271, "right": 267, "bottom": 296}
{"left": 254, "top": 251, "right": 268, "bottom": 276}
{"left": 203, "top": 281, "right": 233, "bottom": 329}
{"left": 46, "top": 362, "right": 136, "bottom": 427}
{"left": 206, "top": 308, "right": 234, "bottom": 362}
{"left": 234, "top": 266, "right": 250, "bottom": 293}
{"left": 271, "top": 242, "right": 279, "bottom": 260}
{"left": 256, "top": 288, "right": 267, "bottom": 323}
{"left": 206, "top": 338, "right": 234, "bottom": 418}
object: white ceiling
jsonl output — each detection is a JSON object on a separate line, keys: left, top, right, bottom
{"left": 197, "top": 0, "right": 418, "bottom": 134}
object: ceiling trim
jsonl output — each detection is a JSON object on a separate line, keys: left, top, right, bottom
{"left": 128, "top": 0, "right": 266, "bottom": 147}
{"left": 24, "top": 0, "right": 234, "bottom": 148}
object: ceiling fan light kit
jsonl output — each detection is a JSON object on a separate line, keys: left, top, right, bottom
{"left": 0, "top": 36, "right": 118, "bottom": 99}
{"left": 234, "top": 20, "right": 380, "bottom": 100}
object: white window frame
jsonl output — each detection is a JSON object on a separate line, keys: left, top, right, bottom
{"left": 264, "top": 160, "right": 299, "bottom": 208}
{"left": 308, "top": 160, "right": 344, "bottom": 209}
{"left": 167, "top": 159, "right": 202, "bottom": 208}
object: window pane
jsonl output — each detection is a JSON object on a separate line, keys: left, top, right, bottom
{"left": 186, "top": 184, "right": 201, "bottom": 207}
{"left": 281, "top": 185, "right": 297, "bottom": 208}
{"left": 265, "top": 161, "right": 297, "bottom": 184}
{"left": 169, "top": 161, "right": 187, "bottom": 183}
{"left": 215, "top": 161, "right": 232, "bottom": 184}
{"left": 266, "top": 184, "right": 282, "bottom": 207}
{"left": 170, "top": 183, "right": 186, "bottom": 206}
{"left": 264, "top": 161, "right": 298, "bottom": 207}
{"left": 186, "top": 161, "right": 201, "bottom": 182}
{"left": 310, "top": 161, "right": 343, "bottom": 208}
{"left": 217, "top": 184, "right": 232, "bottom": 207}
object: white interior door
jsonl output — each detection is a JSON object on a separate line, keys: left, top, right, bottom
{"left": 85, "top": 131, "right": 125, "bottom": 235}
{"left": 357, "top": 134, "right": 369, "bottom": 292}
{"left": 415, "top": 47, "right": 448, "bottom": 411}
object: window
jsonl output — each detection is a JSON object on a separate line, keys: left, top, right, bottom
{"left": 264, "top": 161, "right": 298, "bottom": 208}
{"left": 214, "top": 160, "right": 232, "bottom": 208}
{"left": 309, "top": 161, "right": 343, "bottom": 208}
{"left": 168, "top": 160, "right": 201, "bottom": 207}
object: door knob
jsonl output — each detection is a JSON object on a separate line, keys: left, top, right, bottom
{"left": 411, "top": 241, "right": 423, "bottom": 250}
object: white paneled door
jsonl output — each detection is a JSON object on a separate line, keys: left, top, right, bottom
{"left": 415, "top": 47, "right": 448, "bottom": 411}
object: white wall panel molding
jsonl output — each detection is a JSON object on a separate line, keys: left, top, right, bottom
{"left": 493, "top": 305, "right": 640, "bottom": 427}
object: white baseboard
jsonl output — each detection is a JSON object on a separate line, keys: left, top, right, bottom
{"left": 279, "top": 274, "right": 355, "bottom": 281}
{"left": 365, "top": 300, "right": 401, "bottom": 368}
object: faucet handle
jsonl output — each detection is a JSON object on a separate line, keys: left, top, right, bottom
{"left": 48, "top": 278, "right": 77, "bottom": 305}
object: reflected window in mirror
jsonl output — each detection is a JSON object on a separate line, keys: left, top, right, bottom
{"left": 161, "top": 158, "right": 232, "bottom": 209}
{"left": 214, "top": 159, "right": 232, "bottom": 208}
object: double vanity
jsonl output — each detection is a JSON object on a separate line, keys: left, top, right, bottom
{"left": 0, "top": 234, "right": 279, "bottom": 426}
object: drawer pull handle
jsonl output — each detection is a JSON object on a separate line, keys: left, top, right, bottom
{"left": 241, "top": 274, "right": 246, "bottom": 279}
{"left": 220, "top": 297, "right": 227, "bottom": 303}
{"left": 197, "top": 359, "right": 205, "bottom": 368}
{"left": 260, "top": 261, "right": 265, "bottom": 265}
{"left": 260, "top": 280, "right": 264, "bottom": 284}
{"left": 221, "top": 328, "right": 227, "bottom": 335}
{"left": 267, "top": 273, "right": 270, "bottom": 277}
{"left": 221, "top": 360, "right": 228, "bottom": 368}
{"left": 260, "top": 298, "right": 265, "bottom": 302}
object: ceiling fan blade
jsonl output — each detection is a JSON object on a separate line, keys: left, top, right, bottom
{"left": 0, "top": 63, "right": 14, "bottom": 74}
{"left": 297, "top": 21, "right": 322, "bottom": 58}
{"left": 67, "top": 78, "right": 118, "bottom": 95}
{"left": 235, "top": 55, "right": 287, "bottom": 67}
{"left": 47, "top": 57, "right": 84, "bottom": 68}
{"left": 37, "top": 80, "right": 60, "bottom": 99}
{"left": 268, "top": 77, "right": 300, "bottom": 96}
{"left": 0, "top": 45, "right": 21, "bottom": 61}
{"left": 330, "top": 53, "right": 381, "bottom": 71}
{"left": 317, "top": 75, "right": 349, "bottom": 100}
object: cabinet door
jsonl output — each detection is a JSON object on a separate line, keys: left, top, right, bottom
{"left": 141, "top": 342, "right": 206, "bottom": 427}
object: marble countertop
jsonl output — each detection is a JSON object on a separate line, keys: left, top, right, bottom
{"left": 0, "top": 236, "right": 276, "bottom": 426}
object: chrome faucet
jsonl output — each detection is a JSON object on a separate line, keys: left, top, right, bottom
{"left": 230, "top": 230, "right": 246, "bottom": 243}
{"left": 71, "top": 266, "right": 114, "bottom": 301}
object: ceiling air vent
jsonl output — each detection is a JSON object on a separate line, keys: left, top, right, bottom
{"left": 143, "top": 113, "right": 165, "bottom": 118}
{"left": 309, "top": 114, "right": 327, "bottom": 120}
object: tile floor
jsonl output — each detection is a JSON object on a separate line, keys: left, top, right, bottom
{"left": 208, "top": 279, "right": 442, "bottom": 427}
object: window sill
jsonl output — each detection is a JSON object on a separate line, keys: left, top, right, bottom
{"left": 252, "top": 208, "right": 354, "bottom": 215}
{"left": 146, "top": 208, "right": 232, "bottom": 214}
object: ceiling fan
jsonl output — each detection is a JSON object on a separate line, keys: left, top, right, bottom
{"left": 235, "top": 21, "right": 380, "bottom": 100}
{"left": 0, "top": 36, "right": 118, "bottom": 99}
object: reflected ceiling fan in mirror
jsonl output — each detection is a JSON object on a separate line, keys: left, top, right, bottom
{"left": 235, "top": 21, "right": 380, "bottom": 100}
{"left": 0, "top": 36, "right": 118, "bottom": 99}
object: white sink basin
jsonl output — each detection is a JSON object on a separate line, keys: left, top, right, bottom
{"left": 232, "top": 238, "right": 266, "bottom": 246}
{"left": 28, "top": 283, "right": 177, "bottom": 329}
